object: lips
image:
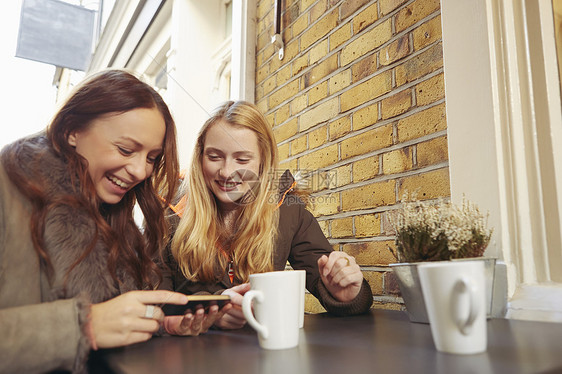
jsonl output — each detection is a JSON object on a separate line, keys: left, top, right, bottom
{"left": 107, "top": 174, "right": 132, "bottom": 190}
{"left": 216, "top": 179, "right": 240, "bottom": 191}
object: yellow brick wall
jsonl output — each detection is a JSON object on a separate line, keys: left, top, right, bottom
{"left": 255, "top": 0, "right": 449, "bottom": 312}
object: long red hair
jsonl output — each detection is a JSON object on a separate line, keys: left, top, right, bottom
{"left": 1, "top": 69, "right": 179, "bottom": 289}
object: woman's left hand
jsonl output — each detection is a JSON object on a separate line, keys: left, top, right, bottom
{"left": 317, "top": 252, "right": 363, "bottom": 303}
{"left": 163, "top": 303, "right": 233, "bottom": 336}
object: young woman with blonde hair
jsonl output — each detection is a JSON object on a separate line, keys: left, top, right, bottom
{"left": 163, "top": 100, "right": 373, "bottom": 329}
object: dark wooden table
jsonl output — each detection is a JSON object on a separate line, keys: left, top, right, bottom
{"left": 90, "top": 309, "right": 562, "bottom": 374}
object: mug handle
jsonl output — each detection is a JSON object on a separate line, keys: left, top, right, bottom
{"left": 451, "top": 276, "right": 479, "bottom": 336}
{"left": 242, "top": 290, "right": 269, "bottom": 339}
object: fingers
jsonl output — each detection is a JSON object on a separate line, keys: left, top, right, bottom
{"left": 131, "top": 290, "right": 189, "bottom": 306}
{"left": 318, "top": 252, "right": 354, "bottom": 277}
{"left": 214, "top": 305, "right": 247, "bottom": 330}
{"left": 222, "top": 284, "right": 250, "bottom": 306}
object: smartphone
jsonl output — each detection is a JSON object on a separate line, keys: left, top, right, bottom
{"left": 161, "top": 294, "right": 231, "bottom": 316}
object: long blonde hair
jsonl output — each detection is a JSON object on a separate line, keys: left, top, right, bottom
{"left": 171, "top": 101, "right": 279, "bottom": 283}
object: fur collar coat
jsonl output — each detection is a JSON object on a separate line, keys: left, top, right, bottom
{"left": 0, "top": 134, "right": 136, "bottom": 373}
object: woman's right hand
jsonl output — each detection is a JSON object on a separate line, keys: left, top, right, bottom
{"left": 90, "top": 290, "right": 188, "bottom": 348}
{"left": 214, "top": 283, "right": 251, "bottom": 330}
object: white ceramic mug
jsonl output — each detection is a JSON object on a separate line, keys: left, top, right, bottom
{"left": 418, "top": 260, "right": 487, "bottom": 355}
{"left": 242, "top": 271, "right": 301, "bottom": 349}
{"left": 296, "top": 270, "right": 306, "bottom": 328}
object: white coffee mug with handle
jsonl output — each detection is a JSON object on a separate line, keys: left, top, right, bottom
{"left": 418, "top": 260, "right": 487, "bottom": 355}
{"left": 242, "top": 271, "right": 301, "bottom": 350}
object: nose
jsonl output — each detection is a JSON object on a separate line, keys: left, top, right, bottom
{"left": 218, "top": 158, "right": 237, "bottom": 180}
{"left": 126, "top": 155, "right": 149, "bottom": 181}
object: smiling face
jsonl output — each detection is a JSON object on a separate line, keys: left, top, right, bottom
{"left": 68, "top": 107, "right": 166, "bottom": 204}
{"left": 202, "top": 120, "right": 261, "bottom": 210}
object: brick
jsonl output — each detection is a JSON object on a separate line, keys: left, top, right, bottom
{"left": 309, "top": 125, "right": 328, "bottom": 149}
{"left": 301, "top": 8, "right": 339, "bottom": 50}
{"left": 397, "top": 103, "right": 446, "bottom": 142}
{"left": 341, "top": 0, "right": 371, "bottom": 20}
{"left": 256, "top": 65, "right": 270, "bottom": 85}
{"left": 277, "top": 65, "right": 292, "bottom": 86}
{"left": 257, "top": 43, "right": 275, "bottom": 66}
{"left": 309, "top": 192, "right": 340, "bottom": 216}
{"left": 283, "top": 26, "right": 292, "bottom": 43}
{"left": 353, "top": 2, "right": 379, "bottom": 34}
{"left": 303, "top": 54, "right": 338, "bottom": 88}
{"left": 291, "top": 94, "right": 308, "bottom": 116}
{"left": 299, "top": 144, "right": 339, "bottom": 169}
{"left": 258, "top": 9, "right": 274, "bottom": 35}
{"left": 329, "top": 116, "right": 351, "bottom": 141}
{"left": 384, "top": 271, "right": 402, "bottom": 295}
{"left": 269, "top": 79, "right": 300, "bottom": 108}
{"left": 398, "top": 168, "right": 451, "bottom": 201}
{"left": 341, "top": 180, "right": 396, "bottom": 211}
{"left": 380, "top": 34, "right": 410, "bottom": 66}
{"left": 413, "top": 15, "right": 442, "bottom": 51}
{"left": 363, "top": 271, "right": 384, "bottom": 294}
{"left": 301, "top": 0, "right": 316, "bottom": 11}
{"left": 395, "top": 0, "right": 440, "bottom": 33}
{"left": 256, "top": 85, "right": 265, "bottom": 101}
{"left": 273, "top": 118, "right": 298, "bottom": 142}
{"left": 328, "top": 164, "right": 352, "bottom": 188}
{"left": 341, "top": 125, "right": 393, "bottom": 160}
{"left": 416, "top": 73, "right": 445, "bottom": 106}
{"left": 275, "top": 103, "right": 291, "bottom": 125}
{"left": 317, "top": 219, "right": 330, "bottom": 237}
{"left": 310, "top": 0, "right": 328, "bottom": 22}
{"left": 395, "top": 43, "right": 443, "bottom": 86}
{"left": 266, "top": 112, "right": 275, "bottom": 128}
{"left": 263, "top": 75, "right": 277, "bottom": 95}
{"left": 353, "top": 103, "right": 379, "bottom": 130}
{"left": 305, "top": 293, "right": 327, "bottom": 313}
{"left": 257, "top": 0, "right": 274, "bottom": 20}
{"left": 300, "top": 98, "right": 339, "bottom": 131}
{"left": 379, "top": 0, "right": 408, "bottom": 16}
{"left": 310, "top": 40, "right": 329, "bottom": 65}
{"left": 308, "top": 81, "right": 329, "bottom": 105}
{"left": 256, "top": 30, "right": 271, "bottom": 55}
{"left": 280, "top": 157, "right": 298, "bottom": 171}
{"left": 355, "top": 213, "right": 381, "bottom": 237}
{"left": 353, "top": 156, "right": 379, "bottom": 182}
{"left": 329, "top": 70, "right": 352, "bottom": 95}
{"left": 331, "top": 217, "right": 354, "bottom": 238}
{"left": 343, "top": 240, "right": 397, "bottom": 265}
{"left": 341, "top": 70, "right": 392, "bottom": 112}
{"left": 371, "top": 301, "right": 405, "bottom": 311}
{"left": 381, "top": 89, "right": 412, "bottom": 120}
{"left": 256, "top": 98, "right": 268, "bottom": 115}
{"left": 292, "top": 14, "right": 309, "bottom": 37}
{"left": 341, "top": 19, "right": 392, "bottom": 66}
{"left": 417, "top": 135, "right": 448, "bottom": 167}
{"left": 381, "top": 211, "right": 396, "bottom": 236}
{"left": 282, "top": 2, "right": 300, "bottom": 28}
{"left": 382, "top": 148, "right": 412, "bottom": 174}
{"left": 351, "top": 54, "right": 377, "bottom": 83}
{"left": 330, "top": 23, "right": 352, "bottom": 51}
{"left": 278, "top": 142, "right": 290, "bottom": 160}
{"left": 307, "top": 170, "right": 333, "bottom": 192}
{"left": 291, "top": 135, "right": 308, "bottom": 155}
{"left": 292, "top": 54, "right": 309, "bottom": 76}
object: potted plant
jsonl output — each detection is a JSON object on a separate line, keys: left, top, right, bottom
{"left": 389, "top": 196, "right": 494, "bottom": 323}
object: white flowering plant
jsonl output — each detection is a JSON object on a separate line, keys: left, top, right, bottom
{"left": 390, "top": 196, "right": 492, "bottom": 262}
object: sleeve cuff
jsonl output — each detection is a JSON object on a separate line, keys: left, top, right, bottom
{"left": 316, "top": 279, "right": 373, "bottom": 316}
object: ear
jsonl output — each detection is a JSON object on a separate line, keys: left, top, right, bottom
{"left": 67, "top": 132, "right": 77, "bottom": 147}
